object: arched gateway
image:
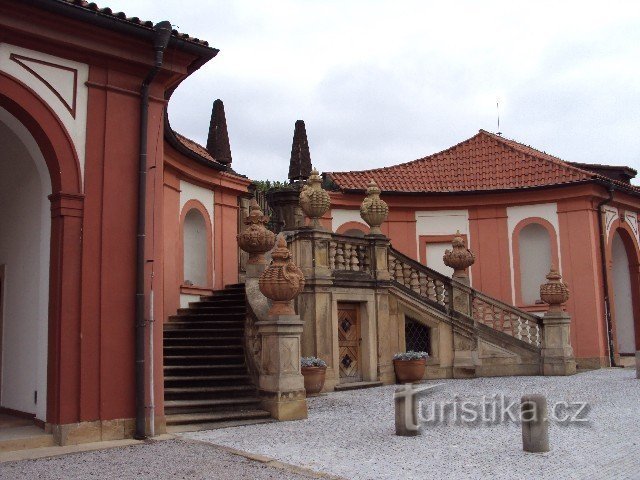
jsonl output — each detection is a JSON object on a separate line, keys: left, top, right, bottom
{"left": 0, "top": 72, "right": 83, "bottom": 427}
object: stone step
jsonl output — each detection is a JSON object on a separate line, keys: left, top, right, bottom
{"left": 164, "top": 374, "right": 251, "bottom": 383}
{"left": 165, "top": 409, "right": 270, "bottom": 426}
{"left": 164, "top": 384, "right": 258, "bottom": 401}
{"left": 163, "top": 363, "right": 247, "bottom": 372}
{"left": 163, "top": 327, "right": 244, "bottom": 335}
{"left": 165, "top": 320, "right": 244, "bottom": 328}
{"left": 164, "top": 397, "right": 261, "bottom": 409}
{"left": 166, "top": 417, "right": 273, "bottom": 434}
{"left": 334, "top": 381, "right": 383, "bottom": 392}
{"left": 163, "top": 336, "right": 243, "bottom": 346}
{"left": 163, "top": 354, "right": 245, "bottom": 366}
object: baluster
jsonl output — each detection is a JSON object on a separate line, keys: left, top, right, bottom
{"left": 515, "top": 317, "right": 523, "bottom": 340}
{"left": 361, "top": 246, "right": 371, "bottom": 273}
{"left": 395, "top": 262, "right": 404, "bottom": 284}
{"left": 419, "top": 272, "right": 427, "bottom": 297}
{"left": 336, "top": 243, "right": 345, "bottom": 270}
{"left": 402, "top": 264, "right": 411, "bottom": 287}
{"left": 426, "top": 278, "right": 436, "bottom": 301}
{"left": 329, "top": 241, "right": 337, "bottom": 270}
{"left": 410, "top": 270, "right": 420, "bottom": 293}
{"left": 435, "top": 281, "right": 445, "bottom": 305}
{"left": 351, "top": 244, "right": 360, "bottom": 271}
{"left": 344, "top": 243, "right": 353, "bottom": 271}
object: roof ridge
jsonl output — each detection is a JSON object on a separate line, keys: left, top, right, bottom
{"left": 478, "top": 129, "right": 594, "bottom": 180}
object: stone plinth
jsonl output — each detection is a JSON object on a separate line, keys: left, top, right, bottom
{"left": 542, "top": 311, "right": 576, "bottom": 376}
{"left": 256, "top": 315, "right": 308, "bottom": 420}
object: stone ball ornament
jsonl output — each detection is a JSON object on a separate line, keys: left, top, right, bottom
{"left": 237, "top": 198, "right": 276, "bottom": 265}
{"left": 360, "top": 179, "right": 389, "bottom": 235}
{"left": 299, "top": 168, "right": 331, "bottom": 228}
{"left": 443, "top": 231, "right": 476, "bottom": 278}
{"left": 259, "top": 235, "right": 305, "bottom": 316}
{"left": 540, "top": 267, "right": 570, "bottom": 312}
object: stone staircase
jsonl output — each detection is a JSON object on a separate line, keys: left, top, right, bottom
{"left": 163, "top": 284, "right": 270, "bottom": 431}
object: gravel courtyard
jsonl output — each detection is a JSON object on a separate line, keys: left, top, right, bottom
{"left": 185, "top": 369, "right": 640, "bottom": 480}
{"left": 0, "top": 438, "right": 322, "bottom": 480}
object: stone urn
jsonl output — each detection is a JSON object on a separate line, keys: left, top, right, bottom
{"left": 540, "top": 267, "right": 569, "bottom": 313}
{"left": 237, "top": 198, "right": 276, "bottom": 265}
{"left": 360, "top": 180, "right": 389, "bottom": 235}
{"left": 259, "top": 235, "right": 305, "bottom": 315}
{"left": 443, "top": 230, "right": 475, "bottom": 279}
{"left": 299, "top": 168, "right": 331, "bottom": 228}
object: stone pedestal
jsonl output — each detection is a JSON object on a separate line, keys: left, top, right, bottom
{"left": 367, "top": 234, "right": 391, "bottom": 282}
{"left": 542, "top": 312, "right": 576, "bottom": 376}
{"left": 256, "top": 315, "right": 308, "bottom": 420}
{"left": 268, "top": 187, "right": 304, "bottom": 231}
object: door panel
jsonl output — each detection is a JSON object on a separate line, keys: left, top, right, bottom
{"left": 338, "top": 303, "right": 361, "bottom": 383}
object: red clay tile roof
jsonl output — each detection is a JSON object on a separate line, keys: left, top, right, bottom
{"left": 174, "top": 131, "right": 216, "bottom": 162}
{"left": 326, "top": 130, "right": 638, "bottom": 194}
{"left": 57, "top": 0, "right": 211, "bottom": 47}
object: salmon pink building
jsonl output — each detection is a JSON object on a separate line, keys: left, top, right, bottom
{"left": 0, "top": 0, "right": 250, "bottom": 445}
{"left": 2, "top": 0, "right": 639, "bottom": 452}
{"left": 326, "top": 130, "right": 640, "bottom": 370}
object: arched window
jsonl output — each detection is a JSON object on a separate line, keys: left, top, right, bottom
{"left": 518, "top": 223, "right": 552, "bottom": 305}
{"left": 183, "top": 208, "right": 208, "bottom": 286}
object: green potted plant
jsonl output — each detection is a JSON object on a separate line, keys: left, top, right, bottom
{"left": 301, "top": 356, "right": 327, "bottom": 395}
{"left": 393, "top": 351, "right": 428, "bottom": 383}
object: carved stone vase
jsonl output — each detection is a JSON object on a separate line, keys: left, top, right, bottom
{"left": 360, "top": 180, "right": 389, "bottom": 235}
{"left": 259, "top": 236, "right": 305, "bottom": 315}
{"left": 299, "top": 168, "right": 331, "bottom": 228}
{"left": 540, "top": 268, "right": 569, "bottom": 313}
{"left": 443, "top": 230, "right": 476, "bottom": 279}
{"left": 237, "top": 198, "right": 276, "bottom": 265}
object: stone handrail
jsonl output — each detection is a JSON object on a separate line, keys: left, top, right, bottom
{"left": 469, "top": 288, "right": 542, "bottom": 347}
{"left": 387, "top": 247, "right": 542, "bottom": 348}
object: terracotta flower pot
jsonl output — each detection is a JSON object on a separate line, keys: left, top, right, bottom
{"left": 301, "top": 366, "right": 327, "bottom": 395}
{"left": 393, "top": 358, "right": 426, "bottom": 383}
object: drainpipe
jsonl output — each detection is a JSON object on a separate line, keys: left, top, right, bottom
{"left": 596, "top": 183, "right": 616, "bottom": 367}
{"left": 135, "top": 20, "right": 172, "bottom": 440}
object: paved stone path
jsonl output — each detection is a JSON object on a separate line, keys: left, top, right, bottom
{"left": 186, "top": 369, "right": 640, "bottom": 480}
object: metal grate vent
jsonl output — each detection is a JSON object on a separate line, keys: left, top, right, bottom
{"left": 405, "top": 317, "right": 431, "bottom": 354}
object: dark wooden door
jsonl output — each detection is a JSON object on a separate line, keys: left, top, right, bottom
{"left": 338, "top": 303, "right": 361, "bottom": 383}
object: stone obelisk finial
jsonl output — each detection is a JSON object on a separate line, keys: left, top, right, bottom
{"left": 206, "top": 99, "right": 232, "bottom": 166}
{"left": 288, "top": 120, "right": 312, "bottom": 183}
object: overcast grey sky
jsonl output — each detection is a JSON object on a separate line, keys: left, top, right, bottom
{"left": 107, "top": 0, "right": 640, "bottom": 182}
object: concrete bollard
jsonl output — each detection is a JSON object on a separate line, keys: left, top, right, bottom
{"left": 521, "top": 394, "right": 549, "bottom": 453}
{"left": 395, "top": 385, "right": 421, "bottom": 437}
{"left": 636, "top": 351, "right": 640, "bottom": 379}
